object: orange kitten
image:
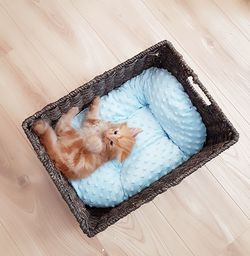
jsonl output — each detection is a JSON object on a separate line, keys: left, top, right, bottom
{"left": 33, "top": 97, "right": 141, "bottom": 180}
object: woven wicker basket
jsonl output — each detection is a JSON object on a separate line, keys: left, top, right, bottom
{"left": 22, "top": 41, "right": 238, "bottom": 237}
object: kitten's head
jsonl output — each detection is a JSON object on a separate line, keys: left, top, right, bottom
{"left": 104, "top": 123, "right": 142, "bottom": 162}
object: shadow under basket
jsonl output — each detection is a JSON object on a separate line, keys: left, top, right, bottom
{"left": 22, "top": 40, "right": 239, "bottom": 237}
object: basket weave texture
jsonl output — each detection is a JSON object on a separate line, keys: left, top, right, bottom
{"left": 22, "top": 41, "right": 239, "bottom": 237}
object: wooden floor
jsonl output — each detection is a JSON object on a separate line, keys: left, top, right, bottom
{"left": 0, "top": 0, "right": 249, "bottom": 255}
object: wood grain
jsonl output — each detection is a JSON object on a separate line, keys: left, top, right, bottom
{"left": 0, "top": 0, "right": 249, "bottom": 255}
{"left": 219, "top": 227, "right": 250, "bottom": 256}
{"left": 153, "top": 169, "right": 249, "bottom": 256}
{"left": 213, "top": 0, "right": 250, "bottom": 40}
{"left": 1, "top": 0, "right": 119, "bottom": 90}
{"left": 97, "top": 202, "right": 194, "bottom": 256}
{"left": 0, "top": 224, "right": 24, "bottom": 256}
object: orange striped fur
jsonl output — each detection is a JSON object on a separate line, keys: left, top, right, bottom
{"left": 33, "top": 97, "right": 141, "bottom": 180}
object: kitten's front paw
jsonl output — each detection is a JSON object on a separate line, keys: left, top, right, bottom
{"left": 92, "top": 96, "right": 100, "bottom": 106}
{"left": 33, "top": 120, "right": 48, "bottom": 135}
{"left": 69, "top": 106, "right": 79, "bottom": 115}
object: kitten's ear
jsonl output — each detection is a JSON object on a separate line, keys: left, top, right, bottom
{"left": 130, "top": 128, "right": 142, "bottom": 138}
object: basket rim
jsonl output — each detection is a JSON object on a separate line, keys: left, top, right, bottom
{"left": 22, "top": 40, "right": 239, "bottom": 237}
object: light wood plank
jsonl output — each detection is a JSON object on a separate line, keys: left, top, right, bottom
{"left": 0, "top": 223, "right": 24, "bottom": 256}
{"left": 153, "top": 170, "right": 250, "bottom": 256}
{"left": 98, "top": 202, "right": 194, "bottom": 256}
{"left": 0, "top": 5, "right": 67, "bottom": 120}
{"left": 1, "top": 0, "right": 118, "bottom": 90}
{"left": 206, "top": 149, "right": 250, "bottom": 218}
{"left": 71, "top": 0, "right": 166, "bottom": 60}
{"left": 219, "top": 227, "right": 250, "bottom": 256}
{"left": 213, "top": 0, "right": 250, "bottom": 40}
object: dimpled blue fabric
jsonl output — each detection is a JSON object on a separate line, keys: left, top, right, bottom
{"left": 71, "top": 68, "right": 206, "bottom": 207}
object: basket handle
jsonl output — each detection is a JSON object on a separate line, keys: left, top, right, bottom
{"left": 187, "top": 72, "right": 215, "bottom": 107}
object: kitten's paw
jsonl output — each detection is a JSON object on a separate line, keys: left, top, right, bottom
{"left": 33, "top": 120, "right": 49, "bottom": 135}
{"left": 69, "top": 106, "right": 79, "bottom": 116}
{"left": 92, "top": 96, "right": 100, "bottom": 106}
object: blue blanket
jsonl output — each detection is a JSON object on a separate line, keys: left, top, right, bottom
{"left": 71, "top": 68, "right": 206, "bottom": 207}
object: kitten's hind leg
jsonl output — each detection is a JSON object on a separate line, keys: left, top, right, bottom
{"left": 55, "top": 107, "right": 79, "bottom": 136}
{"left": 33, "top": 120, "right": 58, "bottom": 155}
{"left": 85, "top": 96, "right": 100, "bottom": 121}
